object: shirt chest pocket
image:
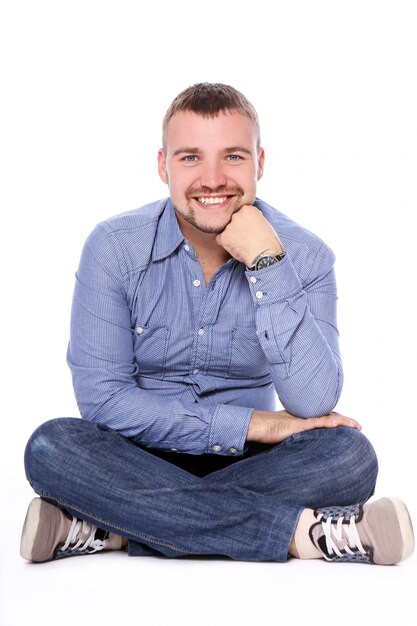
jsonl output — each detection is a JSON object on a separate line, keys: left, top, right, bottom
{"left": 133, "top": 325, "right": 170, "bottom": 379}
{"left": 227, "top": 327, "right": 270, "bottom": 379}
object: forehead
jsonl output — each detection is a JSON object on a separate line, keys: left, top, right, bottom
{"left": 165, "top": 110, "right": 258, "bottom": 154}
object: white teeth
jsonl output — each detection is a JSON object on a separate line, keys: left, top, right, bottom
{"left": 197, "top": 196, "right": 228, "bottom": 205}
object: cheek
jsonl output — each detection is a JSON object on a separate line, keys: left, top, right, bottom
{"left": 170, "top": 182, "right": 189, "bottom": 200}
{"left": 235, "top": 165, "right": 258, "bottom": 184}
{"left": 167, "top": 167, "right": 194, "bottom": 193}
{"left": 238, "top": 175, "right": 258, "bottom": 198}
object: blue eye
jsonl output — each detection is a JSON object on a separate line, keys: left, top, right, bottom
{"left": 227, "top": 155, "right": 240, "bottom": 161}
{"left": 184, "top": 155, "right": 198, "bottom": 162}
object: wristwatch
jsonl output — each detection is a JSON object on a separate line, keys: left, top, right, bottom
{"left": 248, "top": 251, "right": 286, "bottom": 272}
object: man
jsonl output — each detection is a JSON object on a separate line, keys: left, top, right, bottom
{"left": 21, "top": 83, "right": 413, "bottom": 565}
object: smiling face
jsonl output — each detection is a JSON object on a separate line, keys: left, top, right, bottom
{"left": 158, "top": 110, "right": 265, "bottom": 237}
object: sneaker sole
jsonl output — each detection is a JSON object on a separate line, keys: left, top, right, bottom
{"left": 20, "top": 498, "right": 44, "bottom": 562}
{"left": 389, "top": 497, "right": 415, "bottom": 562}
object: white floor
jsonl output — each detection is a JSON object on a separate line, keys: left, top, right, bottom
{"left": 2, "top": 469, "right": 416, "bottom": 626}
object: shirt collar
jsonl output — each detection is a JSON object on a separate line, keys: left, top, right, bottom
{"left": 152, "top": 198, "right": 185, "bottom": 262}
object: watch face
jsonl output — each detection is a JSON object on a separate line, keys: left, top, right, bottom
{"left": 256, "top": 256, "right": 279, "bottom": 270}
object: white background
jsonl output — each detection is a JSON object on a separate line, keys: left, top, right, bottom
{"left": 0, "top": 1, "right": 416, "bottom": 625}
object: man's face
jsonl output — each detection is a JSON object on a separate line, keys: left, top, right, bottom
{"left": 158, "top": 110, "right": 265, "bottom": 235}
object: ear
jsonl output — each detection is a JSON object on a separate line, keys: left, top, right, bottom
{"left": 157, "top": 148, "right": 168, "bottom": 184}
{"left": 257, "top": 147, "right": 265, "bottom": 181}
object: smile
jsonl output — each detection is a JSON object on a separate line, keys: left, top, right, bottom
{"left": 195, "top": 196, "right": 230, "bottom": 206}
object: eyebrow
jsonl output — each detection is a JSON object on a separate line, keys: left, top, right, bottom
{"left": 172, "top": 147, "right": 203, "bottom": 157}
{"left": 172, "top": 146, "right": 253, "bottom": 157}
{"left": 224, "top": 146, "right": 253, "bottom": 155}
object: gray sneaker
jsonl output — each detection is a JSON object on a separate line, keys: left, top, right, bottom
{"left": 309, "top": 497, "right": 414, "bottom": 564}
{"left": 20, "top": 498, "right": 109, "bottom": 562}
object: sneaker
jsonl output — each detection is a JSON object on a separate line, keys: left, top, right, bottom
{"left": 20, "top": 498, "right": 111, "bottom": 562}
{"left": 309, "top": 497, "right": 414, "bottom": 564}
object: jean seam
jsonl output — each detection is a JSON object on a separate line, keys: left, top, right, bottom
{"left": 33, "top": 490, "right": 198, "bottom": 556}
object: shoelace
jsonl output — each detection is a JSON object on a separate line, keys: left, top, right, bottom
{"left": 317, "top": 512, "right": 367, "bottom": 559}
{"left": 60, "top": 517, "right": 108, "bottom": 554}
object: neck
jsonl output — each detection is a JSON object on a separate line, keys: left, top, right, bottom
{"left": 175, "top": 212, "right": 231, "bottom": 285}
{"left": 175, "top": 212, "right": 231, "bottom": 266}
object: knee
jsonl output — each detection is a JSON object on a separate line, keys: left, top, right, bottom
{"left": 24, "top": 418, "right": 80, "bottom": 488}
{"left": 324, "top": 427, "right": 378, "bottom": 503}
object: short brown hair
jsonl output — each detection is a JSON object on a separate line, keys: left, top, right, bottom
{"left": 162, "top": 82, "right": 261, "bottom": 152}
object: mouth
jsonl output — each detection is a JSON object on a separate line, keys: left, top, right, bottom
{"left": 192, "top": 195, "right": 235, "bottom": 208}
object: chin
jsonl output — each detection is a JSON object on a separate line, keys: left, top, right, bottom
{"left": 196, "top": 208, "right": 239, "bottom": 234}
{"left": 190, "top": 219, "right": 229, "bottom": 235}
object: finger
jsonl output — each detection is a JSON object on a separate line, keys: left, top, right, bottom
{"left": 306, "top": 415, "right": 362, "bottom": 431}
{"left": 326, "top": 415, "right": 362, "bottom": 430}
{"left": 329, "top": 413, "right": 362, "bottom": 430}
{"left": 302, "top": 417, "right": 338, "bottom": 431}
{"left": 329, "top": 411, "right": 361, "bottom": 421}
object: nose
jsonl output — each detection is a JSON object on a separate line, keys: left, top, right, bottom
{"left": 198, "top": 158, "right": 227, "bottom": 190}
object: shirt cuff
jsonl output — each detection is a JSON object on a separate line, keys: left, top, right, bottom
{"left": 245, "top": 254, "right": 303, "bottom": 305}
{"left": 207, "top": 404, "right": 254, "bottom": 456}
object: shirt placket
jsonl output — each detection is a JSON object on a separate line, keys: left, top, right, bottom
{"left": 181, "top": 246, "right": 233, "bottom": 386}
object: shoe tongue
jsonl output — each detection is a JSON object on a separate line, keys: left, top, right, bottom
{"left": 312, "top": 517, "right": 350, "bottom": 557}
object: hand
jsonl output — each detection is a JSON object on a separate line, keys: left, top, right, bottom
{"left": 215, "top": 204, "right": 284, "bottom": 267}
{"left": 246, "top": 410, "right": 362, "bottom": 444}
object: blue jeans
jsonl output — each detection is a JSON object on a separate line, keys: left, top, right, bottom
{"left": 24, "top": 418, "right": 378, "bottom": 562}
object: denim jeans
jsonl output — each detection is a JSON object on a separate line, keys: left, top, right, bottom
{"left": 24, "top": 418, "right": 378, "bottom": 562}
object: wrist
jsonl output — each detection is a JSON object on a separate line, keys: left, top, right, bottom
{"left": 247, "top": 410, "right": 277, "bottom": 442}
{"left": 246, "top": 410, "right": 263, "bottom": 442}
{"left": 247, "top": 248, "right": 286, "bottom": 271}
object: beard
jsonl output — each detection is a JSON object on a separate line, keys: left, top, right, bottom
{"left": 174, "top": 184, "right": 246, "bottom": 235}
{"left": 179, "top": 200, "right": 242, "bottom": 234}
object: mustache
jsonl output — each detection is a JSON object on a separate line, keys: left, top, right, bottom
{"left": 186, "top": 185, "right": 244, "bottom": 198}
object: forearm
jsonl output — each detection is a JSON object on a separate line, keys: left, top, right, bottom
{"left": 246, "top": 409, "right": 292, "bottom": 443}
{"left": 217, "top": 203, "right": 343, "bottom": 417}
{"left": 256, "top": 293, "right": 343, "bottom": 417}
{"left": 246, "top": 252, "right": 343, "bottom": 417}
{"left": 68, "top": 351, "right": 253, "bottom": 455}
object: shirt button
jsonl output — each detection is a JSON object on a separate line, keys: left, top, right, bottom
{"left": 212, "top": 445, "right": 222, "bottom": 453}
{"left": 193, "top": 368, "right": 200, "bottom": 375}
{"left": 184, "top": 244, "right": 190, "bottom": 252}
{"left": 250, "top": 276, "right": 257, "bottom": 283}
{"left": 193, "top": 279, "right": 201, "bottom": 287}
{"left": 136, "top": 326, "right": 144, "bottom": 334}
{"left": 198, "top": 328, "right": 205, "bottom": 336}
{"left": 229, "top": 448, "right": 237, "bottom": 454}
{"left": 256, "top": 291, "right": 264, "bottom": 299}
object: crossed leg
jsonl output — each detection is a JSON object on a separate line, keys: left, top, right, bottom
{"left": 23, "top": 418, "right": 378, "bottom": 562}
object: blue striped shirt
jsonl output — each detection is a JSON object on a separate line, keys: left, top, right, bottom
{"left": 67, "top": 197, "right": 343, "bottom": 456}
